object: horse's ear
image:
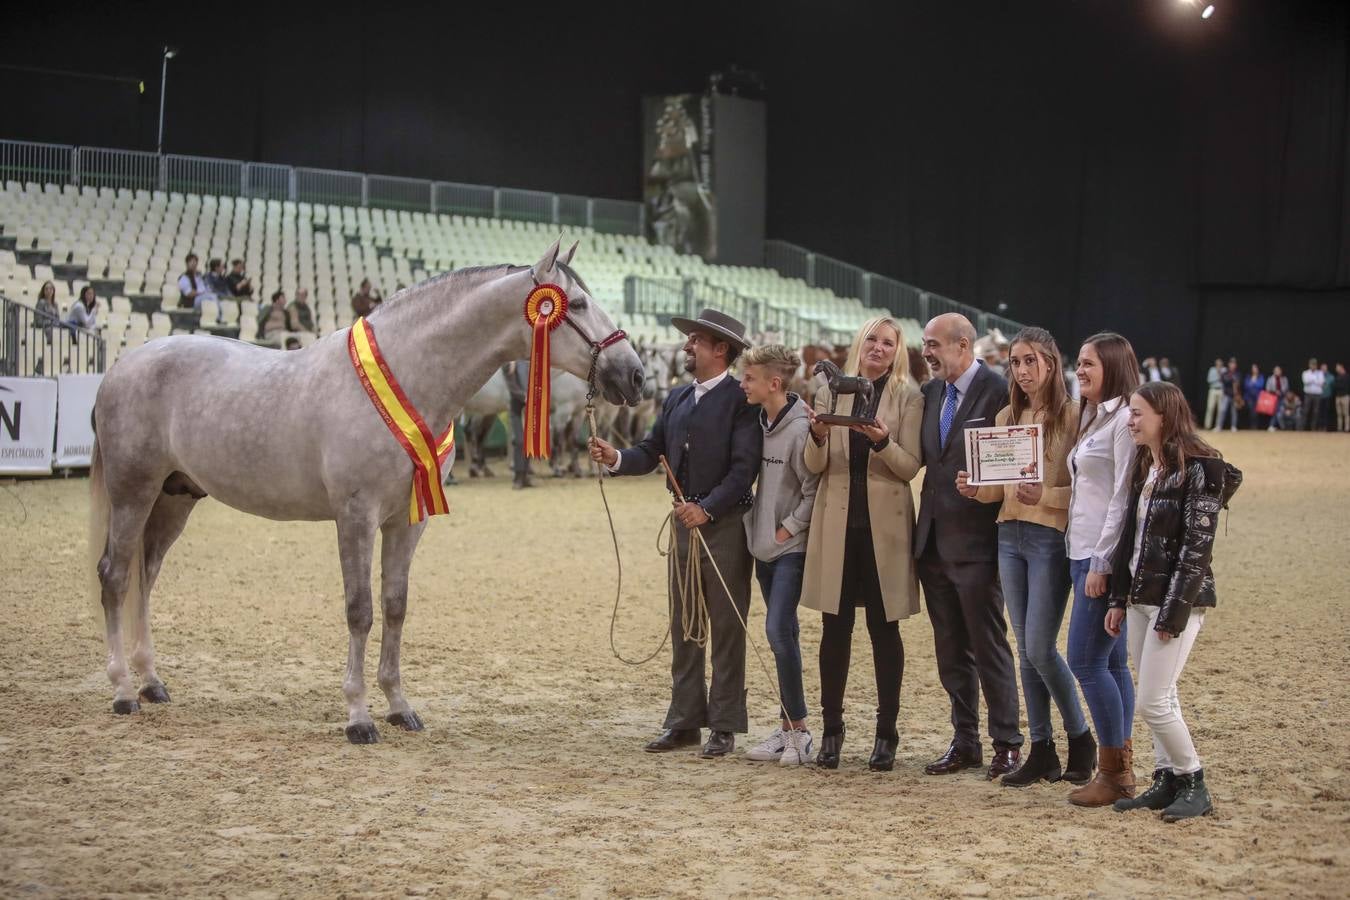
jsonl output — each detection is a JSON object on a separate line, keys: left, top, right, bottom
{"left": 561, "top": 240, "right": 580, "bottom": 267}
{"left": 532, "top": 238, "right": 562, "bottom": 281}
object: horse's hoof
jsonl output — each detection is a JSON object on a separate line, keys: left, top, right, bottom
{"left": 112, "top": 699, "right": 141, "bottom": 715}
{"left": 469, "top": 468, "right": 481, "bottom": 479}
{"left": 345, "top": 722, "right": 380, "bottom": 744}
{"left": 481, "top": 466, "right": 496, "bottom": 478}
{"left": 386, "top": 711, "right": 424, "bottom": 732}
{"left": 139, "top": 684, "right": 171, "bottom": 704}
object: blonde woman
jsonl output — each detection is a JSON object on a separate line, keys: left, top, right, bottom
{"left": 802, "top": 317, "right": 923, "bottom": 771}
{"left": 957, "top": 327, "right": 1093, "bottom": 787}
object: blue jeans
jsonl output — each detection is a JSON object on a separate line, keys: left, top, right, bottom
{"left": 1067, "top": 558, "right": 1134, "bottom": 747}
{"left": 754, "top": 552, "right": 809, "bottom": 722}
{"left": 998, "top": 521, "right": 1087, "bottom": 743}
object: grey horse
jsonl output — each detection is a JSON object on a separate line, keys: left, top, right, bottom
{"left": 88, "top": 239, "right": 644, "bottom": 743}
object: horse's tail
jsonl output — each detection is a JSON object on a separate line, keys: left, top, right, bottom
{"left": 87, "top": 439, "right": 144, "bottom": 644}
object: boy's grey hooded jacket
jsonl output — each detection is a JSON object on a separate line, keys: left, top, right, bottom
{"left": 745, "top": 394, "right": 820, "bottom": 561}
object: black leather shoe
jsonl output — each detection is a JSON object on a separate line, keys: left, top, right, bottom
{"left": 924, "top": 741, "right": 983, "bottom": 775}
{"left": 644, "top": 728, "right": 701, "bottom": 753}
{"left": 868, "top": 735, "right": 899, "bottom": 772}
{"left": 701, "top": 730, "right": 735, "bottom": 758}
{"left": 816, "top": 728, "right": 845, "bottom": 769}
{"left": 987, "top": 746, "right": 1022, "bottom": 780}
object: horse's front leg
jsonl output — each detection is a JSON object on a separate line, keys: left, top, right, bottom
{"left": 377, "top": 518, "right": 427, "bottom": 731}
{"left": 335, "top": 512, "right": 379, "bottom": 744}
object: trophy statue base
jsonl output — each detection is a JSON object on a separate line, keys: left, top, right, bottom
{"left": 815, "top": 413, "right": 875, "bottom": 427}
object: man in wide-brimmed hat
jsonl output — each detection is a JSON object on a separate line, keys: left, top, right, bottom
{"left": 591, "top": 308, "right": 762, "bottom": 758}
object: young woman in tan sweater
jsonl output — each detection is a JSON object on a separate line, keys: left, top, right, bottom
{"left": 957, "top": 327, "right": 1093, "bottom": 786}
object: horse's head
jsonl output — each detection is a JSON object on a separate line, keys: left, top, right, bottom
{"left": 529, "top": 239, "right": 645, "bottom": 407}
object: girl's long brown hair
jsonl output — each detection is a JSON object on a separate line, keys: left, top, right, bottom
{"left": 1132, "top": 381, "right": 1220, "bottom": 484}
{"left": 1007, "top": 327, "right": 1072, "bottom": 452}
{"left": 1077, "top": 331, "right": 1141, "bottom": 439}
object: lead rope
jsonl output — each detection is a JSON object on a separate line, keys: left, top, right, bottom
{"left": 586, "top": 352, "right": 795, "bottom": 728}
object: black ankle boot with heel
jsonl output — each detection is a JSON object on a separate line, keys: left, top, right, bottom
{"left": 1000, "top": 738, "right": 1062, "bottom": 787}
{"left": 816, "top": 725, "right": 845, "bottom": 769}
{"left": 1062, "top": 729, "right": 1097, "bottom": 785}
{"left": 868, "top": 731, "right": 898, "bottom": 772}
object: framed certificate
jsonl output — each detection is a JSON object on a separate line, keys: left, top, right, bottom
{"left": 964, "top": 424, "right": 1043, "bottom": 486}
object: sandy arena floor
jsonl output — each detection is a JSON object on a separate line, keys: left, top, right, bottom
{"left": 0, "top": 431, "right": 1347, "bottom": 898}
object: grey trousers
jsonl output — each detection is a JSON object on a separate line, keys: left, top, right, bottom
{"left": 663, "top": 508, "right": 753, "bottom": 733}
{"left": 918, "top": 540, "right": 1024, "bottom": 752}
{"left": 508, "top": 398, "right": 527, "bottom": 477}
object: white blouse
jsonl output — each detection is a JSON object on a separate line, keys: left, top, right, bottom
{"left": 1066, "top": 397, "right": 1136, "bottom": 572}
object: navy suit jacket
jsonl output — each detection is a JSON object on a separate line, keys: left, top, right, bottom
{"left": 914, "top": 363, "right": 1010, "bottom": 562}
{"left": 615, "top": 375, "right": 762, "bottom": 519}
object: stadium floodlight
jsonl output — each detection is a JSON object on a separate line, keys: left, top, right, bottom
{"left": 157, "top": 46, "right": 179, "bottom": 155}
{"left": 1202, "top": 5, "right": 1215, "bottom": 18}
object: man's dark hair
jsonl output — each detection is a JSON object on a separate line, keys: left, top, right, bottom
{"left": 208, "top": 257, "right": 222, "bottom": 271}
{"left": 725, "top": 343, "right": 743, "bottom": 366}
{"left": 230, "top": 258, "right": 244, "bottom": 267}
{"left": 271, "top": 290, "right": 285, "bottom": 303}
{"left": 185, "top": 253, "right": 198, "bottom": 264}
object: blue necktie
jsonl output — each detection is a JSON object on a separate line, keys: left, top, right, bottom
{"left": 939, "top": 382, "right": 959, "bottom": 447}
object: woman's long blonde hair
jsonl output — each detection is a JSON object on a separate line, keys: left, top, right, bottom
{"left": 843, "top": 317, "right": 909, "bottom": 395}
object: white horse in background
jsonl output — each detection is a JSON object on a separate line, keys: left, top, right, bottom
{"left": 88, "top": 240, "right": 643, "bottom": 743}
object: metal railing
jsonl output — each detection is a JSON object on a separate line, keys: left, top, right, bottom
{"left": 0, "top": 138, "right": 644, "bottom": 234}
{"left": 0, "top": 294, "right": 107, "bottom": 377}
{"left": 623, "top": 275, "right": 817, "bottom": 348}
{"left": 763, "top": 239, "right": 1025, "bottom": 337}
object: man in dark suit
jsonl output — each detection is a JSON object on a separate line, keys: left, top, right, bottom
{"left": 915, "top": 313, "right": 1024, "bottom": 778}
{"left": 590, "top": 308, "right": 762, "bottom": 758}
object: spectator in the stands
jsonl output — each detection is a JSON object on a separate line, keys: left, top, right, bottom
{"left": 1265, "top": 366, "right": 1290, "bottom": 431}
{"left": 1141, "top": 357, "right": 1163, "bottom": 383}
{"left": 1203, "top": 357, "right": 1224, "bottom": 429}
{"left": 1242, "top": 364, "right": 1264, "bottom": 430}
{"left": 34, "top": 280, "right": 61, "bottom": 343}
{"left": 284, "top": 336, "right": 302, "bottom": 351}
{"left": 226, "top": 259, "right": 254, "bottom": 299}
{"left": 177, "top": 253, "right": 216, "bottom": 312}
{"left": 257, "top": 290, "right": 289, "bottom": 343}
{"left": 1279, "top": 391, "right": 1303, "bottom": 432}
{"left": 203, "top": 259, "right": 232, "bottom": 317}
{"left": 65, "top": 285, "right": 100, "bottom": 332}
{"left": 352, "top": 278, "right": 382, "bottom": 319}
{"left": 287, "top": 288, "right": 315, "bottom": 333}
{"left": 1216, "top": 358, "right": 1240, "bottom": 432}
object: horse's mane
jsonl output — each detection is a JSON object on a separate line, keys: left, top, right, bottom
{"left": 370, "top": 263, "right": 530, "bottom": 318}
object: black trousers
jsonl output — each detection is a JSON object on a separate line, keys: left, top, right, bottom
{"left": 917, "top": 535, "right": 1024, "bottom": 752}
{"left": 819, "top": 526, "right": 904, "bottom": 737}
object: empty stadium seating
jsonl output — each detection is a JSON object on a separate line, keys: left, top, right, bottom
{"left": 0, "top": 179, "right": 922, "bottom": 369}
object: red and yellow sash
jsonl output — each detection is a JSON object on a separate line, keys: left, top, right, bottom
{"left": 523, "top": 283, "right": 569, "bottom": 458}
{"left": 348, "top": 317, "right": 455, "bottom": 524}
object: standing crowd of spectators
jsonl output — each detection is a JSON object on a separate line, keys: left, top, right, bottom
{"left": 1201, "top": 356, "right": 1348, "bottom": 432}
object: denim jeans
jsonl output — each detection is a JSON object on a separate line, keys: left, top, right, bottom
{"left": 754, "top": 551, "right": 809, "bottom": 722}
{"left": 1217, "top": 393, "right": 1238, "bottom": 430}
{"left": 998, "top": 521, "right": 1087, "bottom": 743}
{"left": 1067, "top": 558, "right": 1135, "bottom": 747}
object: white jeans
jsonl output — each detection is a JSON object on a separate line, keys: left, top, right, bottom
{"left": 1127, "top": 604, "right": 1204, "bottom": 775}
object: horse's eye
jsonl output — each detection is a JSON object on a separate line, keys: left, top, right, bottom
{"left": 572, "top": 298, "right": 588, "bottom": 311}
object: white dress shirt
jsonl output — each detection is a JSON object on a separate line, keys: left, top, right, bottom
{"left": 1065, "top": 396, "right": 1136, "bottom": 572}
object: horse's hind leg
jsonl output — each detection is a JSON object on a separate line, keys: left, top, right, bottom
{"left": 376, "top": 518, "right": 428, "bottom": 731}
{"left": 130, "top": 491, "right": 198, "bottom": 704}
{"left": 99, "top": 486, "right": 160, "bottom": 715}
{"left": 336, "top": 513, "right": 379, "bottom": 744}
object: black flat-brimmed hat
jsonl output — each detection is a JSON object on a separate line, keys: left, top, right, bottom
{"left": 670, "top": 308, "right": 751, "bottom": 350}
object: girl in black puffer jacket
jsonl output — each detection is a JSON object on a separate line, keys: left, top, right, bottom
{"left": 1105, "top": 382, "right": 1242, "bottom": 822}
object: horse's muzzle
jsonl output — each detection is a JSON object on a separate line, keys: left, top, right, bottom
{"left": 600, "top": 356, "right": 645, "bottom": 407}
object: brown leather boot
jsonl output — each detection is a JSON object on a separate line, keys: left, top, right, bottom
{"left": 1121, "top": 738, "right": 1137, "bottom": 795}
{"left": 1067, "top": 747, "right": 1133, "bottom": 807}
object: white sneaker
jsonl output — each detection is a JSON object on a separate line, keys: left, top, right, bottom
{"left": 745, "top": 728, "right": 789, "bottom": 761}
{"left": 780, "top": 729, "right": 814, "bottom": 766}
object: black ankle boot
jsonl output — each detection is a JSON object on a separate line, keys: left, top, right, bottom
{"left": 868, "top": 734, "right": 898, "bottom": 772}
{"left": 1063, "top": 729, "right": 1097, "bottom": 785}
{"left": 1114, "top": 768, "right": 1178, "bottom": 812}
{"left": 816, "top": 726, "right": 845, "bottom": 770}
{"left": 1161, "top": 769, "right": 1213, "bottom": 822}
{"left": 1000, "top": 738, "right": 1062, "bottom": 787}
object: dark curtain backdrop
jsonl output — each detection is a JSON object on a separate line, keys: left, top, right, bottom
{"left": 3, "top": 0, "right": 1346, "bottom": 399}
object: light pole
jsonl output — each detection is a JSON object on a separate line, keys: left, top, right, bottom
{"left": 157, "top": 46, "right": 178, "bottom": 156}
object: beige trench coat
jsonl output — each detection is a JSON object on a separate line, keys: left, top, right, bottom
{"left": 801, "top": 378, "right": 924, "bottom": 622}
